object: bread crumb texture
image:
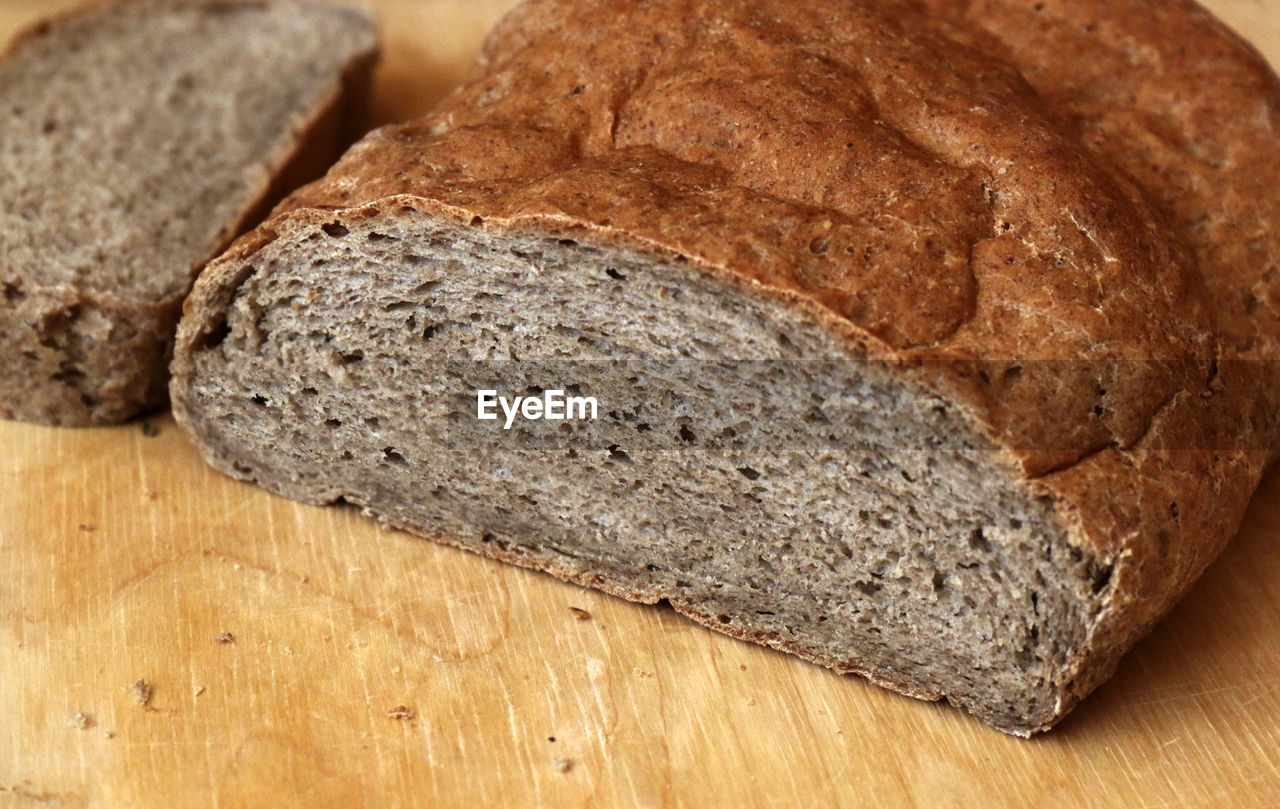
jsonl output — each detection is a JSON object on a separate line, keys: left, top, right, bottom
{"left": 172, "top": 0, "right": 1280, "bottom": 734}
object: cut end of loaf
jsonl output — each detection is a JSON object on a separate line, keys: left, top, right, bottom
{"left": 173, "top": 203, "right": 1112, "bottom": 734}
{"left": 0, "top": 0, "right": 378, "bottom": 425}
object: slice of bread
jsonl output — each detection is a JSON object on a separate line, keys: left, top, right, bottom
{"left": 171, "top": 0, "right": 1280, "bottom": 735}
{"left": 0, "top": 0, "right": 378, "bottom": 425}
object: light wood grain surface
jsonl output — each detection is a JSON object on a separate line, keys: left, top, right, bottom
{"left": 3, "top": 1, "right": 1280, "bottom": 807}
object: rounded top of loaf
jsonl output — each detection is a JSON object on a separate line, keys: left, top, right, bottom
{"left": 276, "top": 0, "right": 1279, "bottom": 479}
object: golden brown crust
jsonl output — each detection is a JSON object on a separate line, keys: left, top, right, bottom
{"left": 181, "top": 0, "right": 1280, "bottom": 731}
{"left": 282, "top": 0, "right": 1229, "bottom": 473}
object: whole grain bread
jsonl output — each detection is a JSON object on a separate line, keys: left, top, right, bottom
{"left": 171, "top": 0, "right": 1280, "bottom": 734}
{"left": 0, "top": 0, "right": 378, "bottom": 426}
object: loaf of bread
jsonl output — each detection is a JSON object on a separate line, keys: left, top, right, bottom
{"left": 171, "top": 0, "right": 1280, "bottom": 734}
{"left": 0, "top": 0, "right": 378, "bottom": 426}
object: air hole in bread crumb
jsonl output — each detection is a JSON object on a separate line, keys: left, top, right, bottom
{"left": 679, "top": 425, "right": 696, "bottom": 442}
{"left": 605, "top": 267, "right": 627, "bottom": 280}
{"left": 250, "top": 395, "right": 267, "bottom": 406}
{"left": 717, "top": 614, "right": 731, "bottom": 624}
{"left": 199, "top": 318, "right": 231, "bottom": 350}
{"left": 1091, "top": 563, "right": 1114, "bottom": 594}
{"left": 968, "top": 528, "right": 992, "bottom": 553}
{"left": 737, "top": 467, "right": 761, "bottom": 481}
{"left": 382, "top": 447, "right": 408, "bottom": 466}
{"left": 325, "top": 418, "right": 341, "bottom": 428}
{"left": 607, "top": 445, "right": 633, "bottom": 464}
{"left": 321, "top": 222, "right": 349, "bottom": 237}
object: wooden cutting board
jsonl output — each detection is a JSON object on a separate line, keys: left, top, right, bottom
{"left": 4, "top": 1, "right": 1280, "bottom": 806}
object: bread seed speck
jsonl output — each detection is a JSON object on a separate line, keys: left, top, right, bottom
{"left": 130, "top": 679, "right": 152, "bottom": 707}
{"left": 387, "top": 705, "right": 415, "bottom": 721}
{"left": 67, "top": 712, "right": 93, "bottom": 730}
{"left": 568, "top": 607, "right": 591, "bottom": 621}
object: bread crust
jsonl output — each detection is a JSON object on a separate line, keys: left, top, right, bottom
{"left": 173, "top": 0, "right": 1280, "bottom": 733}
{"left": 0, "top": 0, "right": 379, "bottom": 426}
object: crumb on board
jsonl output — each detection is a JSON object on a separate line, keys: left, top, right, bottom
{"left": 215, "top": 632, "right": 235, "bottom": 644}
{"left": 104, "top": 730, "right": 115, "bottom": 739}
{"left": 78, "top": 523, "right": 95, "bottom": 532}
{"left": 141, "top": 421, "right": 158, "bottom": 437}
{"left": 130, "top": 679, "right": 152, "bottom": 707}
{"left": 387, "top": 705, "right": 416, "bottom": 721}
{"left": 553, "top": 756, "right": 572, "bottom": 774}
{"left": 193, "top": 686, "right": 205, "bottom": 697}
{"left": 568, "top": 607, "right": 591, "bottom": 621}
{"left": 67, "top": 712, "right": 93, "bottom": 730}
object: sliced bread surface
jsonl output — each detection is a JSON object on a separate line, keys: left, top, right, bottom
{"left": 171, "top": 0, "right": 1280, "bottom": 734}
{"left": 0, "top": 0, "right": 378, "bottom": 425}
